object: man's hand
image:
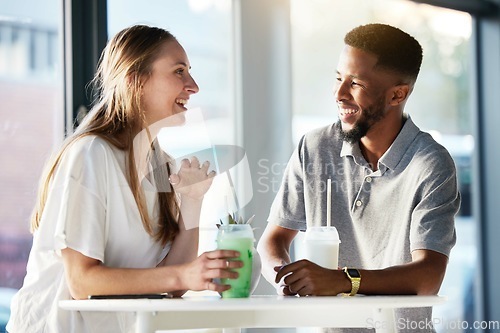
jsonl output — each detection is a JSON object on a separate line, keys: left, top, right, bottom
{"left": 273, "top": 265, "right": 296, "bottom": 296}
{"left": 274, "top": 259, "right": 350, "bottom": 296}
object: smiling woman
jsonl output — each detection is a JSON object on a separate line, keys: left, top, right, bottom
{"left": 6, "top": 25, "right": 238, "bottom": 333}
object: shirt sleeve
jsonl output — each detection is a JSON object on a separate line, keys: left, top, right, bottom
{"left": 36, "top": 137, "right": 110, "bottom": 262}
{"left": 410, "top": 147, "right": 460, "bottom": 257}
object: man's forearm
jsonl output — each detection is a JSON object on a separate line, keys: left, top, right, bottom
{"left": 257, "top": 224, "right": 300, "bottom": 293}
{"left": 258, "top": 245, "right": 291, "bottom": 286}
{"left": 257, "top": 234, "right": 293, "bottom": 286}
{"left": 356, "top": 249, "right": 447, "bottom": 295}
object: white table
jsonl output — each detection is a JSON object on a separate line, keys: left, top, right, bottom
{"left": 59, "top": 295, "right": 445, "bottom": 333}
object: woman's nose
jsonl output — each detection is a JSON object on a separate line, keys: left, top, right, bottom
{"left": 186, "top": 74, "right": 199, "bottom": 94}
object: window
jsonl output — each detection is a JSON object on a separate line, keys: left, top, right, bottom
{"left": 0, "top": 0, "right": 63, "bottom": 330}
{"left": 290, "top": 1, "right": 476, "bottom": 331}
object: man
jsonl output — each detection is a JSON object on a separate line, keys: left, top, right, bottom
{"left": 257, "top": 23, "right": 460, "bottom": 332}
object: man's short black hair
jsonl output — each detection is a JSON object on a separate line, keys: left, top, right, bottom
{"left": 344, "top": 23, "right": 423, "bottom": 83}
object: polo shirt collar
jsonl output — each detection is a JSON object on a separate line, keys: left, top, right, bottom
{"left": 340, "top": 114, "right": 420, "bottom": 171}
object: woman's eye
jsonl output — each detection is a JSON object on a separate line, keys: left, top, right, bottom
{"left": 175, "top": 68, "right": 185, "bottom": 75}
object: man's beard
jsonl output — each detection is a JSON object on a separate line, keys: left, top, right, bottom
{"left": 336, "top": 97, "right": 386, "bottom": 143}
{"left": 336, "top": 120, "right": 369, "bottom": 143}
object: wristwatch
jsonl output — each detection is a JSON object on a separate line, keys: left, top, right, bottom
{"left": 342, "top": 267, "right": 361, "bottom": 296}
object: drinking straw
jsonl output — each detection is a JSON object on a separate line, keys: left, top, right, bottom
{"left": 224, "top": 195, "right": 229, "bottom": 216}
{"left": 213, "top": 145, "right": 241, "bottom": 223}
{"left": 226, "top": 171, "right": 241, "bottom": 213}
{"left": 211, "top": 145, "right": 221, "bottom": 174}
{"left": 326, "top": 178, "right": 332, "bottom": 228}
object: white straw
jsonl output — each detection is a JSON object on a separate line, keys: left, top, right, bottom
{"left": 224, "top": 195, "right": 229, "bottom": 223}
{"left": 326, "top": 178, "right": 332, "bottom": 228}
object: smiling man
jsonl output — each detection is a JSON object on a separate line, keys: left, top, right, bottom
{"left": 257, "top": 24, "right": 460, "bottom": 332}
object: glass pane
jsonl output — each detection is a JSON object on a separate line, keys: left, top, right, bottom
{"left": 291, "top": 1, "right": 476, "bottom": 331}
{"left": 107, "top": 0, "right": 235, "bottom": 254}
{"left": 0, "top": 0, "right": 63, "bottom": 330}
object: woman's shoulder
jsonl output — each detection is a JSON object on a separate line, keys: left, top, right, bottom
{"left": 71, "top": 134, "right": 113, "bottom": 150}
{"left": 59, "top": 135, "right": 121, "bottom": 173}
{"left": 67, "top": 135, "right": 117, "bottom": 158}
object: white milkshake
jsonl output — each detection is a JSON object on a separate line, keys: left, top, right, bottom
{"left": 303, "top": 226, "right": 341, "bottom": 269}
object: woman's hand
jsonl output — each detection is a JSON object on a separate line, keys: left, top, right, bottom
{"left": 169, "top": 157, "right": 216, "bottom": 199}
{"left": 179, "top": 250, "right": 242, "bottom": 293}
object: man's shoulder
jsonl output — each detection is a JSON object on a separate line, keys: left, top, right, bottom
{"left": 410, "top": 131, "right": 456, "bottom": 169}
{"left": 414, "top": 131, "right": 452, "bottom": 155}
{"left": 402, "top": 117, "right": 453, "bottom": 160}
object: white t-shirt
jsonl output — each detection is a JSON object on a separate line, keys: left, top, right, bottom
{"left": 7, "top": 136, "right": 170, "bottom": 333}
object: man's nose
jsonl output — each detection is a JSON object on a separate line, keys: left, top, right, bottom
{"left": 334, "top": 81, "right": 350, "bottom": 102}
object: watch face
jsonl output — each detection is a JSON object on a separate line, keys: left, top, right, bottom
{"left": 347, "top": 268, "right": 361, "bottom": 278}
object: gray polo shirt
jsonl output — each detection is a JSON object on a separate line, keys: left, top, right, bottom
{"left": 267, "top": 115, "right": 460, "bottom": 332}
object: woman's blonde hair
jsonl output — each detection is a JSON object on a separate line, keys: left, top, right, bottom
{"left": 31, "top": 25, "right": 180, "bottom": 245}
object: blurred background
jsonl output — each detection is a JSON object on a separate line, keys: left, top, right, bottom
{"left": 1, "top": 0, "right": 499, "bottom": 332}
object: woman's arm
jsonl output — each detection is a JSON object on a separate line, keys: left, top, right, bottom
{"left": 158, "top": 196, "right": 202, "bottom": 297}
{"left": 160, "top": 157, "right": 215, "bottom": 267}
{"left": 158, "top": 156, "right": 216, "bottom": 296}
{"left": 62, "top": 247, "right": 241, "bottom": 299}
{"left": 61, "top": 156, "right": 224, "bottom": 300}
{"left": 160, "top": 197, "right": 202, "bottom": 267}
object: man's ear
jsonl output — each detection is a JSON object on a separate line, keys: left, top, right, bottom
{"left": 389, "top": 84, "right": 410, "bottom": 106}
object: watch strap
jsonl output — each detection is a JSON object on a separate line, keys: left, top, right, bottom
{"left": 342, "top": 267, "right": 361, "bottom": 296}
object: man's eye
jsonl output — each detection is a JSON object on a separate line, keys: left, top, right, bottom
{"left": 351, "top": 81, "right": 358, "bottom": 86}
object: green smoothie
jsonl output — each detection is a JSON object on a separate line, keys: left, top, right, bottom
{"left": 217, "top": 237, "right": 253, "bottom": 298}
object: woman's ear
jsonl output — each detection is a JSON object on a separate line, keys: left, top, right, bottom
{"left": 127, "top": 72, "right": 145, "bottom": 94}
{"left": 389, "top": 84, "right": 410, "bottom": 106}
{"left": 126, "top": 72, "right": 139, "bottom": 87}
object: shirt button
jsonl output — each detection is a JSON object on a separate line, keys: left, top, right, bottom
{"left": 355, "top": 200, "right": 362, "bottom": 207}
{"left": 366, "top": 177, "right": 372, "bottom": 183}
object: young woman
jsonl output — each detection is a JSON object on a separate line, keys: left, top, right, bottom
{"left": 7, "top": 25, "right": 240, "bottom": 333}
